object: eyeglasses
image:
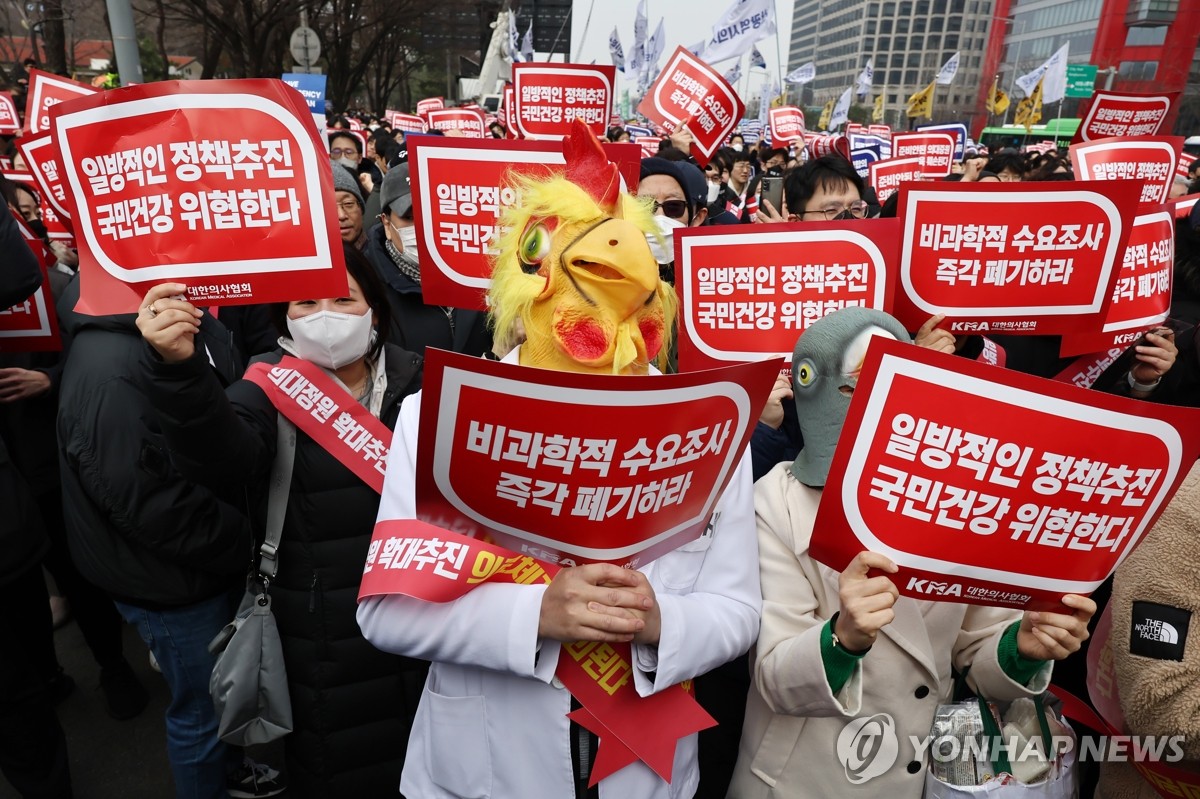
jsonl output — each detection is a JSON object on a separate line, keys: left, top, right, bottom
{"left": 336, "top": 199, "right": 362, "bottom": 214}
{"left": 649, "top": 199, "right": 689, "bottom": 219}
{"left": 330, "top": 147, "right": 359, "bottom": 157}
{"left": 801, "top": 200, "right": 869, "bottom": 220}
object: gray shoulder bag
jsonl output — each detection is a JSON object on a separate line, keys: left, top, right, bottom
{"left": 207, "top": 416, "right": 296, "bottom": 745}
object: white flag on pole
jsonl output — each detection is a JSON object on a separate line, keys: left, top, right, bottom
{"left": 724, "top": 59, "right": 743, "bottom": 85}
{"left": 697, "top": 0, "right": 776, "bottom": 65}
{"left": 506, "top": 11, "right": 521, "bottom": 62}
{"left": 609, "top": 27, "right": 625, "bottom": 72}
{"left": 855, "top": 58, "right": 874, "bottom": 98}
{"left": 785, "top": 62, "right": 816, "bottom": 84}
{"left": 935, "top": 51, "right": 961, "bottom": 85}
{"left": 520, "top": 23, "right": 534, "bottom": 63}
{"left": 829, "top": 86, "right": 853, "bottom": 130}
{"left": 1015, "top": 43, "right": 1070, "bottom": 103}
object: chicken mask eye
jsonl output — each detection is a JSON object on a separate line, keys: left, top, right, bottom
{"left": 795, "top": 359, "right": 816, "bottom": 388}
{"left": 519, "top": 222, "right": 553, "bottom": 274}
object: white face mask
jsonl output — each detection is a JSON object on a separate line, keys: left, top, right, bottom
{"left": 335, "top": 156, "right": 358, "bottom": 170}
{"left": 706, "top": 181, "right": 721, "bottom": 203}
{"left": 286, "top": 308, "right": 374, "bottom": 370}
{"left": 398, "top": 225, "right": 419, "bottom": 255}
{"left": 646, "top": 215, "right": 686, "bottom": 265}
{"left": 731, "top": 143, "right": 743, "bottom": 152}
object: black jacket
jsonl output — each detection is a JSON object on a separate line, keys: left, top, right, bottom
{"left": 0, "top": 210, "right": 48, "bottom": 586}
{"left": 362, "top": 222, "right": 493, "bottom": 357}
{"left": 56, "top": 277, "right": 252, "bottom": 606}
{"left": 139, "top": 342, "right": 425, "bottom": 797}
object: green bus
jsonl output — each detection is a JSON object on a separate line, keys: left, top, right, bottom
{"left": 979, "top": 118, "right": 1081, "bottom": 152}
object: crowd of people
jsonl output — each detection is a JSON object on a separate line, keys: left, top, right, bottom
{"left": 1, "top": 71, "right": 1199, "bottom": 799}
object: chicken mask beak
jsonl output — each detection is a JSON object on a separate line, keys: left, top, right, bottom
{"left": 559, "top": 217, "right": 659, "bottom": 319}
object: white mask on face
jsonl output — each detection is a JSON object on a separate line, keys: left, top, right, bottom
{"left": 731, "top": 143, "right": 743, "bottom": 152}
{"left": 286, "top": 308, "right": 374, "bottom": 370}
{"left": 335, "top": 156, "right": 358, "bottom": 170}
{"left": 646, "top": 215, "right": 686, "bottom": 265}
{"left": 706, "top": 181, "right": 721, "bottom": 203}
{"left": 398, "top": 225, "right": 419, "bottom": 254}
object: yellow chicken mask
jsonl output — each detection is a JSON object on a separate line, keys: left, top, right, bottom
{"left": 489, "top": 120, "right": 677, "bottom": 376}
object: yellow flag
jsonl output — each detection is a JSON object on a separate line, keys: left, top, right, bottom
{"left": 872, "top": 93, "right": 884, "bottom": 123}
{"left": 770, "top": 94, "right": 786, "bottom": 109}
{"left": 906, "top": 80, "right": 935, "bottom": 120}
{"left": 986, "top": 84, "right": 1010, "bottom": 115}
{"left": 818, "top": 98, "right": 834, "bottom": 130}
{"left": 1014, "top": 77, "right": 1043, "bottom": 132}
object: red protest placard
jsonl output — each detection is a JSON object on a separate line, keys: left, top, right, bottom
{"left": 18, "top": 134, "right": 72, "bottom": 221}
{"left": 868, "top": 124, "right": 892, "bottom": 140}
{"left": 426, "top": 108, "right": 486, "bottom": 138}
{"left": 53, "top": 78, "right": 346, "bottom": 315}
{"left": 635, "top": 136, "right": 661, "bottom": 158}
{"left": 1172, "top": 193, "right": 1198, "bottom": 220}
{"left": 409, "top": 137, "right": 643, "bottom": 309}
{"left": 390, "top": 112, "right": 427, "bottom": 134}
{"left": 805, "top": 134, "right": 850, "bottom": 162}
{"left": 2, "top": 211, "right": 62, "bottom": 353}
{"left": 24, "top": 68, "right": 97, "bottom": 134}
{"left": 1180, "top": 153, "right": 1197, "bottom": 182}
{"left": 1073, "top": 91, "right": 1178, "bottom": 144}
{"left": 511, "top": 63, "right": 615, "bottom": 140}
{"left": 890, "top": 132, "right": 955, "bottom": 177}
{"left": 868, "top": 155, "right": 924, "bottom": 204}
{"left": 1069, "top": 135, "right": 1183, "bottom": 205}
{"left": 675, "top": 221, "right": 898, "bottom": 372}
{"left": 0, "top": 91, "right": 19, "bottom": 134}
{"left": 809, "top": 336, "right": 1200, "bottom": 610}
{"left": 892, "top": 181, "right": 1141, "bottom": 335}
{"left": 416, "top": 97, "right": 444, "bottom": 118}
{"left": 1058, "top": 208, "right": 1173, "bottom": 357}
{"left": 636, "top": 46, "right": 744, "bottom": 166}
{"left": 768, "top": 106, "right": 805, "bottom": 145}
{"left": 415, "top": 348, "right": 780, "bottom": 568}
{"left": 40, "top": 199, "right": 74, "bottom": 246}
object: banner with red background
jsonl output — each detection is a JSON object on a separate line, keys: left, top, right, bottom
{"left": 414, "top": 349, "right": 780, "bottom": 569}
{"left": 52, "top": 78, "right": 347, "bottom": 315}
{"left": 18, "top": 133, "right": 73, "bottom": 222}
{"left": 1069, "top": 136, "right": 1183, "bottom": 204}
{"left": 416, "top": 97, "right": 444, "bottom": 118}
{"left": 511, "top": 63, "right": 615, "bottom": 140}
{"left": 674, "top": 221, "right": 898, "bottom": 372}
{"left": 810, "top": 337, "right": 1200, "bottom": 611}
{"left": 2, "top": 211, "right": 62, "bottom": 352}
{"left": 408, "top": 137, "right": 642, "bottom": 309}
{"left": 636, "top": 46, "right": 744, "bottom": 166}
{"left": 425, "top": 108, "right": 485, "bottom": 138}
{"left": 1058, "top": 208, "right": 1173, "bottom": 357}
{"left": 1073, "top": 91, "right": 1178, "bottom": 144}
{"left": 768, "top": 106, "right": 806, "bottom": 145}
{"left": 890, "top": 132, "right": 955, "bottom": 177}
{"left": 24, "top": 68, "right": 96, "bottom": 134}
{"left": 0, "top": 91, "right": 19, "bottom": 134}
{"left": 869, "top": 156, "right": 924, "bottom": 204}
{"left": 892, "top": 181, "right": 1142, "bottom": 335}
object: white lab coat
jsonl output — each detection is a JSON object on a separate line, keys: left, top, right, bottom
{"left": 357, "top": 349, "right": 762, "bottom": 799}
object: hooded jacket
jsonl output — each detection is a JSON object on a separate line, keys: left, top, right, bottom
{"left": 56, "top": 277, "right": 252, "bottom": 606}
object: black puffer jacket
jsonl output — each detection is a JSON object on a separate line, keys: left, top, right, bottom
{"left": 0, "top": 210, "right": 48, "bottom": 587}
{"left": 139, "top": 341, "right": 426, "bottom": 798}
{"left": 362, "top": 222, "right": 493, "bottom": 357}
{"left": 56, "top": 277, "right": 251, "bottom": 606}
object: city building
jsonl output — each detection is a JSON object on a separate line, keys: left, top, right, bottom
{"left": 786, "top": 0, "right": 999, "bottom": 130}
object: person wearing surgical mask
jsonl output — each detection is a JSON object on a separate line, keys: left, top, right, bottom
{"left": 637, "top": 157, "right": 708, "bottom": 283}
{"left": 328, "top": 131, "right": 363, "bottom": 172}
{"left": 360, "top": 164, "right": 493, "bottom": 358}
{"left": 135, "top": 245, "right": 427, "bottom": 798}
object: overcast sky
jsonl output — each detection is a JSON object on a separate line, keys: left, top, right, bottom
{"left": 569, "top": 0, "right": 796, "bottom": 98}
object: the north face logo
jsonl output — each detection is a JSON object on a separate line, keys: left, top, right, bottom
{"left": 1130, "top": 601, "right": 1190, "bottom": 662}
{"left": 1134, "top": 619, "right": 1180, "bottom": 644}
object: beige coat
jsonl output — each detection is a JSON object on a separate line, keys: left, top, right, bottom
{"left": 1098, "top": 462, "right": 1200, "bottom": 799}
{"left": 728, "top": 463, "right": 1051, "bottom": 799}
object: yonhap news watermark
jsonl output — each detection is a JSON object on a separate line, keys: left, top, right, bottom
{"left": 836, "top": 712, "right": 1184, "bottom": 785}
